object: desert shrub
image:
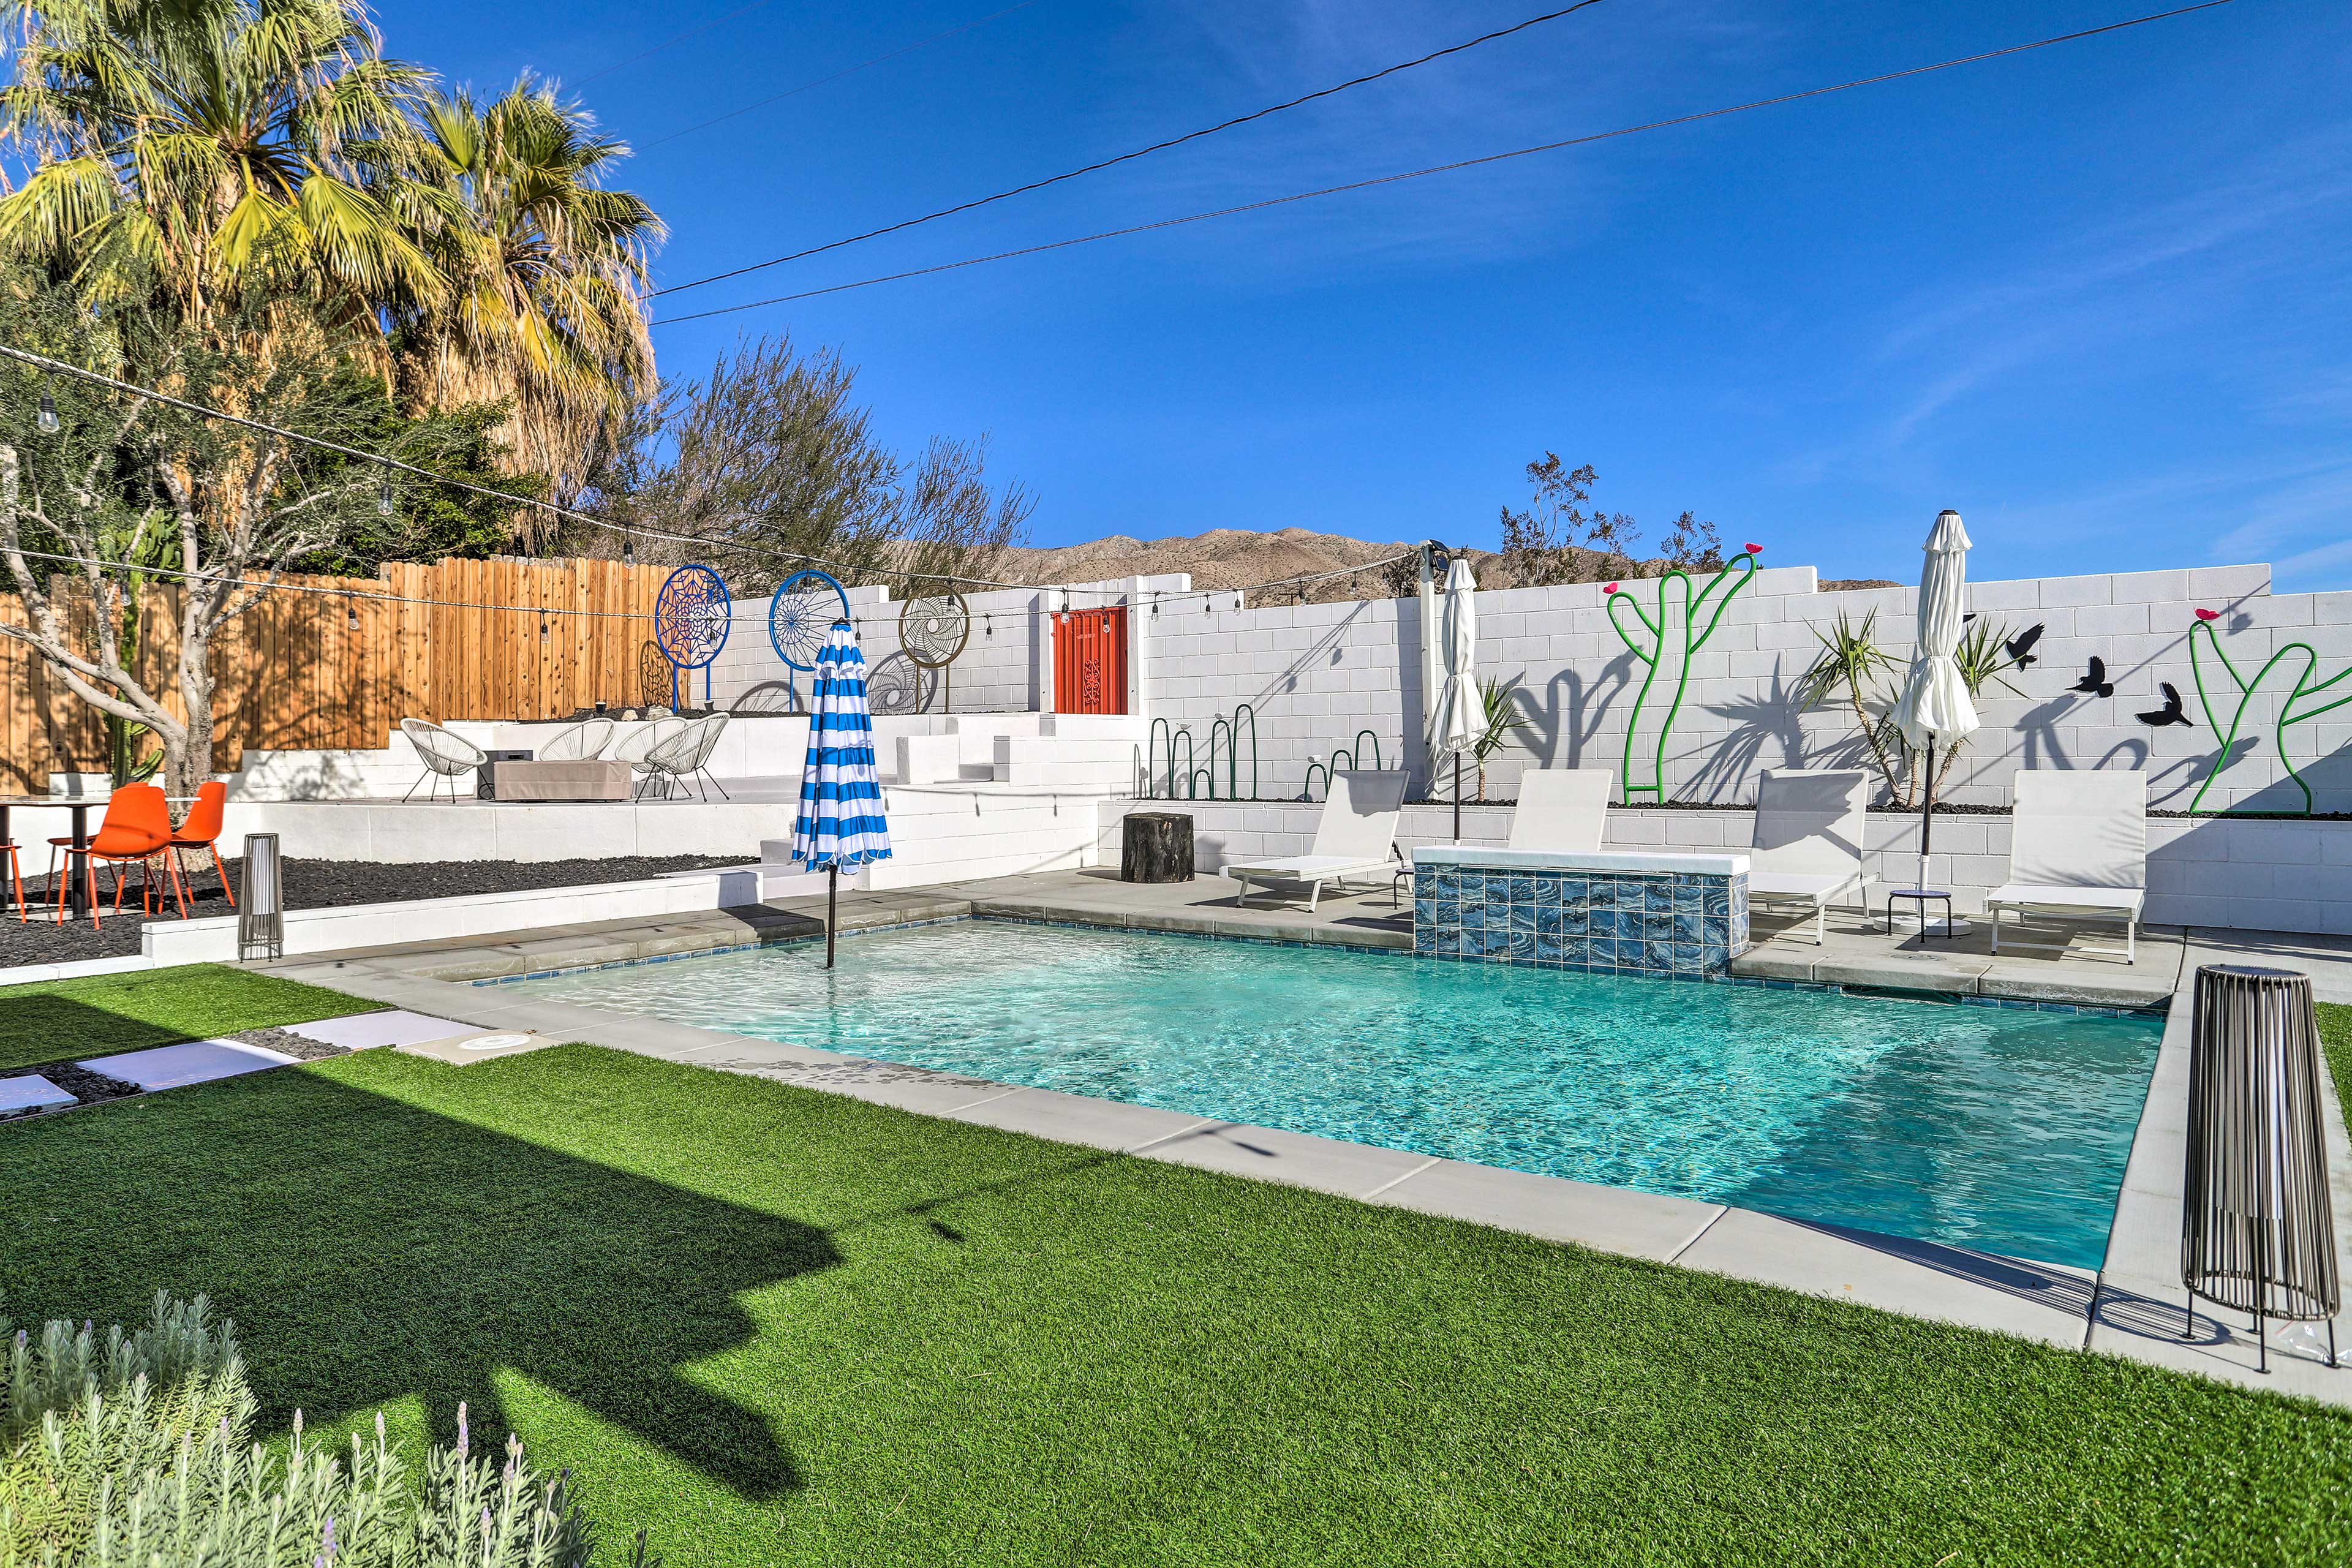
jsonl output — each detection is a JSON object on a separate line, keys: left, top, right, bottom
{"left": 1, "top": 1295, "right": 650, "bottom": 1568}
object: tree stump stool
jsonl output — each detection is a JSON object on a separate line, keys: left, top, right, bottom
{"left": 1121, "top": 812, "right": 1195, "bottom": 883}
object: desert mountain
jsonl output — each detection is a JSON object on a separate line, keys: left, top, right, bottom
{"left": 977, "top": 527, "right": 1890, "bottom": 603}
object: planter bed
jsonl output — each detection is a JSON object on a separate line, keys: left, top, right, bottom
{"left": 0, "top": 853, "right": 756, "bottom": 967}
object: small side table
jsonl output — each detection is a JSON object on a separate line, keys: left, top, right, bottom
{"left": 1885, "top": 887, "right": 1956, "bottom": 941}
{"left": 1120, "top": 812, "right": 1194, "bottom": 883}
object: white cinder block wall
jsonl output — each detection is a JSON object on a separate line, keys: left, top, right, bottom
{"left": 704, "top": 573, "right": 1192, "bottom": 718}
{"left": 1140, "top": 560, "right": 2352, "bottom": 817}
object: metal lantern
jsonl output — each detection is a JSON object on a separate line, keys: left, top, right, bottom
{"left": 2181, "top": 964, "right": 2341, "bottom": 1372}
{"left": 236, "top": 832, "right": 284, "bottom": 961}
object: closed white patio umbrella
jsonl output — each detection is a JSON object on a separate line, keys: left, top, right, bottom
{"left": 792, "top": 620, "right": 892, "bottom": 968}
{"left": 1890, "top": 509, "right": 1979, "bottom": 930}
{"left": 1428, "top": 556, "right": 1480, "bottom": 840}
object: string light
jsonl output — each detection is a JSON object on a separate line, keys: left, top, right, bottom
{"left": 36, "top": 382, "right": 58, "bottom": 434}
{"left": 622, "top": 537, "right": 635, "bottom": 568}
{"left": 376, "top": 480, "right": 394, "bottom": 516}
{"left": 344, "top": 597, "right": 358, "bottom": 631}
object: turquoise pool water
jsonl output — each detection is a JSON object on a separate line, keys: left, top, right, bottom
{"left": 502, "top": 921, "right": 2165, "bottom": 1269}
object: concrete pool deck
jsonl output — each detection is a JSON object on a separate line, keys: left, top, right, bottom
{"left": 252, "top": 868, "right": 2352, "bottom": 1407}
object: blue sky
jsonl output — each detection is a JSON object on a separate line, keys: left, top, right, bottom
{"left": 378, "top": 0, "right": 2352, "bottom": 587}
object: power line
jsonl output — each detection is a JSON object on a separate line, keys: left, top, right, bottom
{"left": 633, "top": 0, "right": 1049, "bottom": 149}
{"left": 651, "top": 0, "right": 2239, "bottom": 328}
{"left": 646, "top": 0, "right": 1612, "bottom": 298}
{"left": 0, "top": 342, "right": 1412, "bottom": 610}
{"left": 0, "top": 543, "right": 1401, "bottom": 627}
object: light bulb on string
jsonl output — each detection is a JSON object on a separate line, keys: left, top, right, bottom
{"left": 345, "top": 598, "right": 358, "bottom": 632}
{"left": 376, "top": 478, "right": 394, "bottom": 516}
{"left": 622, "top": 537, "right": 635, "bottom": 568}
{"left": 36, "top": 382, "right": 58, "bottom": 435}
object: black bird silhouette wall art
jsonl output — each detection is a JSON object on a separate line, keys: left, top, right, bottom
{"left": 2071, "top": 656, "right": 2114, "bottom": 698}
{"left": 2138, "top": 682, "right": 2192, "bottom": 727}
{"left": 2004, "top": 624, "right": 2045, "bottom": 666}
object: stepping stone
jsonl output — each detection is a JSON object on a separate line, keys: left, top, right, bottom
{"left": 397, "top": 1030, "right": 559, "bottom": 1066}
{"left": 281, "top": 1010, "right": 477, "bottom": 1052}
{"left": 78, "top": 1039, "right": 301, "bottom": 1091}
{"left": 0, "top": 1074, "right": 77, "bottom": 1113}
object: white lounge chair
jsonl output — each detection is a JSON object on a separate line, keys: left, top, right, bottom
{"left": 1986, "top": 769, "right": 2146, "bottom": 965}
{"left": 1393, "top": 768, "right": 1613, "bottom": 904}
{"left": 1227, "top": 769, "right": 1409, "bottom": 911}
{"left": 1747, "top": 769, "right": 1871, "bottom": 945}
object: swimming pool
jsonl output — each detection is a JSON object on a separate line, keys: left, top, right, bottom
{"left": 500, "top": 921, "right": 2165, "bottom": 1269}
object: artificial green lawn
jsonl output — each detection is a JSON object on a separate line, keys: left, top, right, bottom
{"left": 5, "top": 1039, "right": 2350, "bottom": 1566}
{"left": 2320, "top": 1001, "right": 2352, "bottom": 1130}
{"left": 0, "top": 963, "right": 380, "bottom": 1072}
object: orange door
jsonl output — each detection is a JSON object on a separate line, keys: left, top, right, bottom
{"left": 1052, "top": 606, "right": 1128, "bottom": 715}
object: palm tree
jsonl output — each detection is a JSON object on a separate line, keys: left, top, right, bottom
{"left": 0, "top": 0, "right": 448, "bottom": 346}
{"left": 406, "top": 77, "right": 660, "bottom": 518}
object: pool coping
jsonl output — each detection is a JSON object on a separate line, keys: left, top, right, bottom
{"left": 251, "top": 907, "right": 2352, "bottom": 1407}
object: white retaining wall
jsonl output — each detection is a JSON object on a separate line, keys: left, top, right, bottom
{"left": 1102, "top": 799, "right": 2352, "bottom": 935}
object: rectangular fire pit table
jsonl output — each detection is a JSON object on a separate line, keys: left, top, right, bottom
{"left": 1409, "top": 848, "right": 1750, "bottom": 979}
{"left": 490, "top": 760, "right": 634, "bottom": 802}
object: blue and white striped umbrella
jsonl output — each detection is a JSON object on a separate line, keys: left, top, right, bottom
{"left": 792, "top": 621, "right": 892, "bottom": 870}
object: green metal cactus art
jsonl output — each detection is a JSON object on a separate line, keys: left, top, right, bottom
{"left": 1602, "top": 545, "right": 1762, "bottom": 804}
{"left": 2185, "top": 608, "right": 2352, "bottom": 816}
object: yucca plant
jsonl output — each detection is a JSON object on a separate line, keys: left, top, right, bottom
{"left": 1798, "top": 610, "right": 1907, "bottom": 802}
{"left": 1469, "top": 674, "right": 1531, "bottom": 801}
{"left": 1798, "top": 609, "right": 2029, "bottom": 807}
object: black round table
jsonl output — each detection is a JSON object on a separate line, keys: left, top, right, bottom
{"left": 0, "top": 797, "right": 96, "bottom": 921}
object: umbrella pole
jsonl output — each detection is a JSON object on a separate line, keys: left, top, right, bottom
{"left": 826, "top": 864, "right": 838, "bottom": 969}
{"left": 1917, "top": 741, "right": 1938, "bottom": 936}
{"left": 1452, "top": 755, "right": 1461, "bottom": 842}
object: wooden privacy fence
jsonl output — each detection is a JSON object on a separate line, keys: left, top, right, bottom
{"left": 1, "top": 556, "right": 681, "bottom": 791}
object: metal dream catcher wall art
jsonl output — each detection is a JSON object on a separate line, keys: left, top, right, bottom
{"left": 767, "top": 568, "right": 850, "bottom": 710}
{"left": 653, "top": 565, "right": 731, "bottom": 709}
{"left": 898, "top": 589, "right": 971, "bottom": 712}
{"left": 865, "top": 650, "right": 936, "bottom": 716}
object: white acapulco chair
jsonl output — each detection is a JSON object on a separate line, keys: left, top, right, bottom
{"left": 399, "top": 718, "right": 487, "bottom": 803}
{"left": 609, "top": 717, "right": 685, "bottom": 770}
{"left": 635, "top": 714, "right": 730, "bottom": 800}
{"left": 538, "top": 717, "right": 616, "bottom": 761}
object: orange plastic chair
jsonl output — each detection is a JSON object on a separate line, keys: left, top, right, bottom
{"left": 47, "top": 785, "right": 179, "bottom": 927}
{"left": 170, "top": 780, "right": 235, "bottom": 910}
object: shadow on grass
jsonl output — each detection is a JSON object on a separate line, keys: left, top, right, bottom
{"left": 0, "top": 1031, "right": 839, "bottom": 1500}
{"left": 0, "top": 968, "right": 374, "bottom": 1075}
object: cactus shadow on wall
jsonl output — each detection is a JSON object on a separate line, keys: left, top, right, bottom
{"left": 1687, "top": 662, "right": 1814, "bottom": 804}
{"left": 1517, "top": 654, "right": 1638, "bottom": 771}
